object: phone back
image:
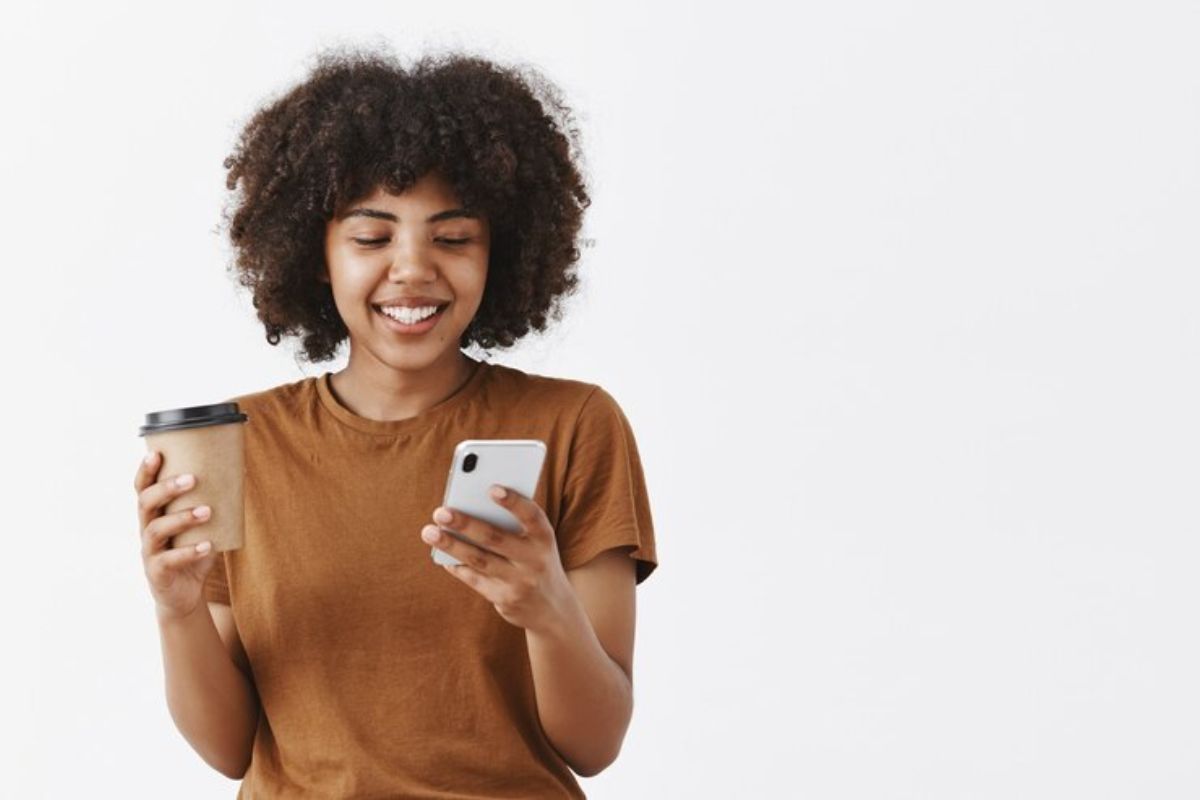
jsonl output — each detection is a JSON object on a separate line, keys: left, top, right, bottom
{"left": 432, "top": 439, "right": 547, "bottom": 566}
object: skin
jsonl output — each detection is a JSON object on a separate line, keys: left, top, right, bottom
{"left": 320, "top": 169, "right": 490, "bottom": 420}
{"left": 311, "top": 169, "right": 639, "bottom": 775}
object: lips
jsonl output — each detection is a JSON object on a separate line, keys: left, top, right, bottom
{"left": 373, "top": 297, "right": 451, "bottom": 309}
{"left": 372, "top": 301, "right": 449, "bottom": 314}
{"left": 373, "top": 302, "right": 449, "bottom": 334}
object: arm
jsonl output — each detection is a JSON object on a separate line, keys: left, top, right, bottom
{"left": 157, "top": 602, "right": 259, "bottom": 779}
{"left": 525, "top": 548, "right": 637, "bottom": 777}
{"left": 425, "top": 488, "right": 642, "bottom": 778}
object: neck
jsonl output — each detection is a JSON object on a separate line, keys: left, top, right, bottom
{"left": 329, "top": 349, "right": 478, "bottom": 422}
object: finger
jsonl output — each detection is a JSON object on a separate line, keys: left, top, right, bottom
{"left": 431, "top": 506, "right": 529, "bottom": 560}
{"left": 137, "top": 469, "right": 198, "bottom": 532}
{"left": 487, "top": 485, "right": 553, "bottom": 542}
{"left": 144, "top": 540, "right": 215, "bottom": 589}
{"left": 135, "top": 451, "right": 162, "bottom": 528}
{"left": 422, "top": 524, "right": 511, "bottom": 576}
{"left": 441, "top": 561, "right": 504, "bottom": 603}
{"left": 143, "top": 504, "right": 212, "bottom": 558}
{"left": 135, "top": 450, "right": 160, "bottom": 491}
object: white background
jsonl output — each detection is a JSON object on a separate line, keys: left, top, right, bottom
{"left": 2, "top": 1, "right": 1198, "bottom": 797}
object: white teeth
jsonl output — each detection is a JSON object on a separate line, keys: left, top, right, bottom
{"left": 379, "top": 304, "right": 440, "bottom": 323}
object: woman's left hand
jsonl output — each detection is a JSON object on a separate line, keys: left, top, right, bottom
{"left": 421, "top": 485, "right": 576, "bottom": 634}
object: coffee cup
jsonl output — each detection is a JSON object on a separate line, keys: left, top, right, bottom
{"left": 138, "top": 402, "right": 249, "bottom": 552}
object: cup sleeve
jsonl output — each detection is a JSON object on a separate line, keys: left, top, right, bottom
{"left": 203, "top": 552, "right": 232, "bottom": 605}
{"left": 554, "top": 386, "right": 658, "bottom": 585}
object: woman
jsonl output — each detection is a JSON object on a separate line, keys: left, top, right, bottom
{"left": 134, "top": 44, "right": 657, "bottom": 798}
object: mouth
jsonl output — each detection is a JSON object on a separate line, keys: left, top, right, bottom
{"left": 372, "top": 302, "right": 450, "bottom": 335}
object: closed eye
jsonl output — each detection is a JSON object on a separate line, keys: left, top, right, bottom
{"left": 352, "top": 238, "right": 472, "bottom": 247}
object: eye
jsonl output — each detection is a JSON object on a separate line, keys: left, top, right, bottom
{"left": 351, "top": 237, "right": 471, "bottom": 247}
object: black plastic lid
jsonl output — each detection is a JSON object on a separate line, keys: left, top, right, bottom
{"left": 139, "top": 402, "right": 249, "bottom": 436}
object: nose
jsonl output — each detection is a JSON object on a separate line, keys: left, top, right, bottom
{"left": 387, "top": 232, "right": 438, "bottom": 284}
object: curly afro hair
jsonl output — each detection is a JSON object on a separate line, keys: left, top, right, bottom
{"left": 218, "top": 43, "right": 592, "bottom": 363}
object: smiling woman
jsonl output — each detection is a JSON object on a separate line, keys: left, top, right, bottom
{"left": 318, "top": 169, "right": 493, "bottom": 408}
{"left": 218, "top": 44, "right": 590, "bottom": 368}
{"left": 136, "top": 40, "right": 659, "bottom": 800}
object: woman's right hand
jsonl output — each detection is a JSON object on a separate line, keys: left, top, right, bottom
{"left": 135, "top": 450, "right": 219, "bottom": 621}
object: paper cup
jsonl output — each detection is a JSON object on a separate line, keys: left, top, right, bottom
{"left": 138, "top": 402, "right": 249, "bottom": 552}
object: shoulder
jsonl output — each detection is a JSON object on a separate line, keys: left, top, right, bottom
{"left": 481, "top": 361, "right": 603, "bottom": 416}
{"left": 223, "top": 375, "right": 317, "bottom": 419}
{"left": 482, "top": 361, "right": 632, "bottom": 435}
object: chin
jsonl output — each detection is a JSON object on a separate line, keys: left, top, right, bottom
{"left": 373, "top": 335, "right": 464, "bottom": 368}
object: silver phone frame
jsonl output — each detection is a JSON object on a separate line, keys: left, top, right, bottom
{"left": 432, "top": 439, "right": 547, "bottom": 567}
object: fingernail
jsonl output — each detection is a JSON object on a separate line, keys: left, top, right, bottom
{"left": 193, "top": 505, "right": 210, "bottom": 519}
{"left": 422, "top": 526, "right": 439, "bottom": 543}
{"left": 490, "top": 486, "right": 507, "bottom": 500}
{"left": 144, "top": 451, "right": 157, "bottom": 465}
{"left": 176, "top": 474, "right": 194, "bottom": 489}
{"left": 433, "top": 508, "right": 452, "bottom": 524}
{"left": 196, "top": 541, "right": 211, "bottom": 554}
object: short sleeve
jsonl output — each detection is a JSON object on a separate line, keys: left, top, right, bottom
{"left": 555, "top": 386, "right": 658, "bottom": 584}
{"left": 203, "top": 552, "right": 231, "bottom": 605}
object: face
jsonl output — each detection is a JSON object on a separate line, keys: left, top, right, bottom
{"left": 321, "top": 170, "right": 490, "bottom": 373}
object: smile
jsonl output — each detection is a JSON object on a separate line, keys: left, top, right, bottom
{"left": 372, "top": 303, "right": 449, "bottom": 335}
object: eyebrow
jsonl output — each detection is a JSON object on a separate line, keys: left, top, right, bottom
{"left": 340, "top": 207, "right": 479, "bottom": 223}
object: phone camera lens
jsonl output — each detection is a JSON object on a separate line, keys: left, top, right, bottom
{"left": 463, "top": 453, "right": 477, "bottom": 473}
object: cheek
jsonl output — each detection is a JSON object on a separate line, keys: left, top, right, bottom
{"left": 453, "top": 262, "right": 489, "bottom": 302}
{"left": 328, "top": 259, "right": 382, "bottom": 295}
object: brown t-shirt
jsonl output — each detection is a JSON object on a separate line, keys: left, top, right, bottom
{"left": 203, "top": 358, "right": 658, "bottom": 798}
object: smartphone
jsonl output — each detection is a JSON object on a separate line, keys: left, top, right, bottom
{"left": 432, "top": 439, "right": 548, "bottom": 567}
